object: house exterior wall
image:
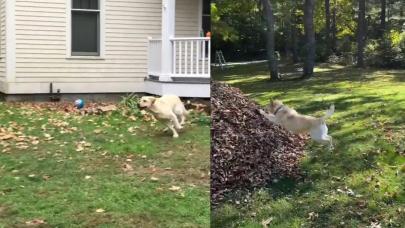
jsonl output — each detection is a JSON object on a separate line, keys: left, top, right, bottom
{"left": 176, "top": 0, "right": 200, "bottom": 37}
{"left": 2, "top": 0, "right": 200, "bottom": 94}
{"left": 0, "top": 0, "right": 6, "bottom": 83}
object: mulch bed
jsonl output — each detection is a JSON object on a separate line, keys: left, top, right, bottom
{"left": 211, "top": 81, "right": 308, "bottom": 204}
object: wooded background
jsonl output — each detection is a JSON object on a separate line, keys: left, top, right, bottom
{"left": 212, "top": 0, "right": 404, "bottom": 78}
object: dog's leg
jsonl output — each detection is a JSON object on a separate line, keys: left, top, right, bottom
{"left": 167, "top": 121, "right": 179, "bottom": 138}
{"left": 259, "top": 109, "right": 278, "bottom": 123}
{"left": 314, "top": 136, "right": 333, "bottom": 150}
{"left": 179, "top": 114, "right": 186, "bottom": 125}
{"left": 174, "top": 104, "right": 187, "bottom": 126}
{"left": 324, "top": 136, "right": 334, "bottom": 151}
{"left": 170, "top": 112, "right": 183, "bottom": 130}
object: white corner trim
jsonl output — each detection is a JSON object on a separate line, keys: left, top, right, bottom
{"left": 160, "top": 0, "right": 176, "bottom": 81}
{"left": 66, "top": 0, "right": 105, "bottom": 59}
{"left": 5, "top": 0, "right": 16, "bottom": 82}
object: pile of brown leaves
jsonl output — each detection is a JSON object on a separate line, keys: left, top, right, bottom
{"left": 211, "top": 82, "right": 307, "bottom": 204}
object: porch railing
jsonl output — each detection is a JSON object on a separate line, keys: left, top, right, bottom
{"left": 171, "top": 37, "right": 211, "bottom": 78}
{"left": 147, "top": 37, "right": 211, "bottom": 79}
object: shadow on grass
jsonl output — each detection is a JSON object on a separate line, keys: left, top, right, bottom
{"left": 212, "top": 62, "right": 405, "bottom": 227}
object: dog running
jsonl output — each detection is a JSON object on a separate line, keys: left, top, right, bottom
{"left": 138, "top": 95, "right": 189, "bottom": 138}
{"left": 259, "top": 100, "right": 335, "bottom": 149}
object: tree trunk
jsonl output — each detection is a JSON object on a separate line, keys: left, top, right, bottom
{"left": 380, "top": 0, "right": 386, "bottom": 34}
{"left": 302, "top": 0, "right": 316, "bottom": 79}
{"left": 331, "top": 0, "right": 337, "bottom": 53}
{"left": 356, "top": 0, "right": 366, "bottom": 68}
{"left": 325, "top": 0, "right": 332, "bottom": 54}
{"left": 290, "top": 1, "right": 300, "bottom": 63}
{"left": 291, "top": 25, "right": 300, "bottom": 63}
{"left": 260, "top": 0, "right": 279, "bottom": 81}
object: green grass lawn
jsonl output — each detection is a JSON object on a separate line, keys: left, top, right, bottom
{"left": 212, "top": 63, "right": 405, "bottom": 227}
{"left": 0, "top": 103, "right": 210, "bottom": 227}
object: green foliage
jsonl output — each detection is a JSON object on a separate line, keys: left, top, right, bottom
{"left": 120, "top": 93, "right": 144, "bottom": 117}
{"left": 213, "top": 0, "right": 404, "bottom": 67}
{"left": 190, "top": 112, "right": 211, "bottom": 126}
{"left": 212, "top": 0, "right": 267, "bottom": 61}
{"left": 365, "top": 30, "right": 405, "bottom": 68}
{"left": 120, "top": 93, "right": 139, "bottom": 110}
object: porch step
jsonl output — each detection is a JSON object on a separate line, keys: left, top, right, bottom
{"left": 149, "top": 75, "right": 160, "bottom": 81}
{"left": 171, "top": 77, "right": 210, "bottom": 84}
{"left": 144, "top": 78, "right": 210, "bottom": 98}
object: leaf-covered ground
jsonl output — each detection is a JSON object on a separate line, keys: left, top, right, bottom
{"left": 212, "top": 63, "right": 405, "bottom": 227}
{"left": 0, "top": 102, "right": 210, "bottom": 227}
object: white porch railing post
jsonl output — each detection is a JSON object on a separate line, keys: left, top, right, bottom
{"left": 160, "top": 0, "right": 175, "bottom": 81}
{"left": 208, "top": 39, "right": 211, "bottom": 77}
{"left": 202, "top": 39, "right": 206, "bottom": 76}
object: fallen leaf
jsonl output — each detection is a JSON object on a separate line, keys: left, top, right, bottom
{"left": 122, "top": 163, "right": 133, "bottom": 172}
{"left": 42, "top": 175, "right": 51, "bottom": 181}
{"left": 308, "top": 212, "right": 318, "bottom": 221}
{"left": 150, "top": 177, "right": 159, "bottom": 181}
{"left": 0, "top": 134, "right": 14, "bottom": 140}
{"left": 76, "top": 145, "right": 84, "bottom": 152}
{"left": 98, "top": 105, "right": 117, "bottom": 113}
{"left": 261, "top": 217, "right": 273, "bottom": 228}
{"left": 25, "top": 219, "right": 46, "bottom": 226}
{"left": 169, "top": 186, "right": 181, "bottom": 192}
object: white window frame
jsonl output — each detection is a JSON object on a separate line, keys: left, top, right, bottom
{"left": 66, "top": 0, "right": 105, "bottom": 59}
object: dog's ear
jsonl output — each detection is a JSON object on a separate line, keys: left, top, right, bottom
{"left": 150, "top": 97, "right": 157, "bottom": 105}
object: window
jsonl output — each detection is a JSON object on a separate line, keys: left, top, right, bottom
{"left": 202, "top": 0, "right": 211, "bottom": 35}
{"left": 71, "top": 0, "right": 100, "bottom": 56}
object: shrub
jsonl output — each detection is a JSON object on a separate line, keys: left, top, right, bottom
{"left": 120, "top": 93, "right": 143, "bottom": 117}
{"left": 365, "top": 30, "right": 405, "bottom": 68}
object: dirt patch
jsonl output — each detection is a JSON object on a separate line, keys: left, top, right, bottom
{"left": 211, "top": 81, "right": 307, "bottom": 204}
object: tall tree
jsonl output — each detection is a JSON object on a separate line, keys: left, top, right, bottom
{"left": 325, "top": 0, "right": 332, "bottom": 51}
{"left": 302, "top": 0, "right": 316, "bottom": 78}
{"left": 356, "top": 0, "right": 366, "bottom": 68}
{"left": 380, "top": 0, "right": 386, "bottom": 33}
{"left": 331, "top": 0, "right": 337, "bottom": 53}
{"left": 260, "top": 0, "right": 279, "bottom": 80}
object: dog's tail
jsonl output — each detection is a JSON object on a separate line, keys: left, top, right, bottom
{"left": 321, "top": 104, "right": 335, "bottom": 121}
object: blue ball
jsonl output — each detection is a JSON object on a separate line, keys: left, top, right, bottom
{"left": 74, "top": 99, "right": 84, "bottom": 109}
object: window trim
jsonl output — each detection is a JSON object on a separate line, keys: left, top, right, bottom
{"left": 66, "top": 0, "right": 105, "bottom": 59}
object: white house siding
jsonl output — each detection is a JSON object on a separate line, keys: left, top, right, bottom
{"left": 12, "top": 0, "right": 165, "bottom": 94}
{"left": 0, "top": 0, "right": 6, "bottom": 82}
{"left": 173, "top": 0, "right": 204, "bottom": 76}
{"left": 175, "top": 0, "right": 200, "bottom": 37}
{"left": 0, "top": 0, "right": 202, "bottom": 94}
